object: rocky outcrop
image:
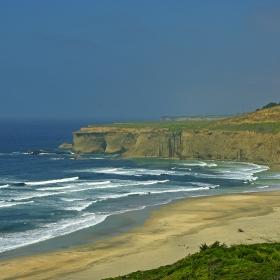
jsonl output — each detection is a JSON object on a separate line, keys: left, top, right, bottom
{"left": 27, "top": 150, "right": 72, "bottom": 155}
{"left": 72, "top": 126, "right": 280, "bottom": 165}
{"left": 180, "top": 130, "right": 280, "bottom": 163}
{"left": 58, "top": 142, "right": 73, "bottom": 150}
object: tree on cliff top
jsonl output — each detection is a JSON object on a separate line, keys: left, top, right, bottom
{"left": 262, "top": 102, "right": 279, "bottom": 109}
{"left": 256, "top": 102, "right": 280, "bottom": 111}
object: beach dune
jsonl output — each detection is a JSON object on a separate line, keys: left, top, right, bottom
{"left": 2, "top": 191, "right": 280, "bottom": 280}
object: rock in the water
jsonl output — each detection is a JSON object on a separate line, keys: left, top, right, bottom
{"left": 58, "top": 142, "right": 73, "bottom": 150}
{"left": 27, "top": 150, "right": 72, "bottom": 155}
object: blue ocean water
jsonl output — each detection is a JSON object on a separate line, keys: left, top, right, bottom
{"left": 0, "top": 120, "right": 280, "bottom": 257}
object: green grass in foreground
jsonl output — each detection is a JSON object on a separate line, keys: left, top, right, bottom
{"left": 104, "top": 242, "right": 280, "bottom": 280}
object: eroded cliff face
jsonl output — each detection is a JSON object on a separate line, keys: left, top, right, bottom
{"left": 72, "top": 127, "right": 280, "bottom": 164}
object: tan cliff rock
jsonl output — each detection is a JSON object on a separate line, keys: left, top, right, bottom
{"left": 72, "top": 127, "right": 280, "bottom": 165}
{"left": 58, "top": 142, "right": 73, "bottom": 150}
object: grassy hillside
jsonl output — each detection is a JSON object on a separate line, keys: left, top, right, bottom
{"left": 104, "top": 242, "right": 280, "bottom": 280}
{"left": 210, "top": 122, "right": 280, "bottom": 134}
{"left": 89, "top": 121, "right": 215, "bottom": 132}
{"left": 87, "top": 106, "right": 280, "bottom": 134}
{"left": 209, "top": 105, "right": 280, "bottom": 134}
{"left": 212, "top": 105, "right": 280, "bottom": 125}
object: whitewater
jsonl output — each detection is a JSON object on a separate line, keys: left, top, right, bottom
{"left": 0, "top": 120, "right": 279, "bottom": 258}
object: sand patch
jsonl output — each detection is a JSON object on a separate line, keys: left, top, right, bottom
{"left": 222, "top": 195, "right": 257, "bottom": 201}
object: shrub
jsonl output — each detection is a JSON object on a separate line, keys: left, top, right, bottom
{"left": 262, "top": 102, "right": 279, "bottom": 109}
{"left": 199, "top": 241, "right": 227, "bottom": 252}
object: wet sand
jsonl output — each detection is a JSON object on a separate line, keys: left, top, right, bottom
{"left": 2, "top": 191, "right": 280, "bottom": 280}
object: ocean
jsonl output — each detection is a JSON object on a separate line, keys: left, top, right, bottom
{"left": 1, "top": 120, "right": 280, "bottom": 260}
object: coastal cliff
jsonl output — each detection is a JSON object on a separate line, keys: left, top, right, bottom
{"left": 72, "top": 106, "right": 280, "bottom": 165}
{"left": 72, "top": 127, "right": 280, "bottom": 164}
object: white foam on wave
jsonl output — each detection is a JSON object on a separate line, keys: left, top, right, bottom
{"left": 143, "top": 179, "right": 169, "bottom": 184}
{"left": 149, "top": 186, "right": 210, "bottom": 194}
{"left": 56, "top": 181, "right": 110, "bottom": 193}
{"left": 257, "top": 185, "right": 269, "bottom": 189}
{"left": 36, "top": 185, "right": 72, "bottom": 191}
{"left": 64, "top": 200, "right": 97, "bottom": 211}
{"left": 95, "top": 180, "right": 169, "bottom": 189}
{"left": 60, "top": 198, "right": 84, "bottom": 202}
{"left": 172, "top": 167, "right": 192, "bottom": 171}
{"left": 209, "top": 185, "right": 220, "bottom": 189}
{"left": 10, "top": 191, "right": 66, "bottom": 201}
{"left": 196, "top": 171, "right": 256, "bottom": 181}
{"left": 182, "top": 161, "right": 209, "bottom": 167}
{"left": 79, "top": 180, "right": 111, "bottom": 186}
{"left": 98, "top": 192, "right": 145, "bottom": 200}
{"left": 0, "top": 184, "right": 9, "bottom": 189}
{"left": 179, "top": 161, "right": 219, "bottom": 168}
{"left": 97, "top": 186, "right": 211, "bottom": 201}
{"left": 69, "top": 179, "right": 170, "bottom": 192}
{"left": 207, "top": 163, "right": 218, "bottom": 167}
{"left": 0, "top": 200, "right": 34, "bottom": 208}
{"left": 194, "top": 162, "right": 268, "bottom": 182}
{"left": 110, "top": 206, "right": 146, "bottom": 216}
{"left": 0, "top": 212, "right": 107, "bottom": 253}
{"left": 242, "top": 162, "right": 269, "bottom": 170}
{"left": 191, "top": 182, "right": 214, "bottom": 187}
{"left": 25, "top": 177, "right": 79, "bottom": 186}
{"left": 50, "top": 158, "right": 65, "bottom": 161}
{"left": 191, "top": 182, "right": 220, "bottom": 189}
{"left": 74, "top": 167, "right": 176, "bottom": 177}
{"left": 66, "top": 180, "right": 112, "bottom": 191}
{"left": 67, "top": 189, "right": 89, "bottom": 193}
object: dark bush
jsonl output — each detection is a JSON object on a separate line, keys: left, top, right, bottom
{"left": 262, "top": 102, "right": 279, "bottom": 109}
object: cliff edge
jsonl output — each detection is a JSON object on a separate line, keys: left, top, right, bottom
{"left": 72, "top": 106, "right": 280, "bottom": 165}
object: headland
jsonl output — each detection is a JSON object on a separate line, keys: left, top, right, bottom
{"left": 71, "top": 105, "right": 280, "bottom": 165}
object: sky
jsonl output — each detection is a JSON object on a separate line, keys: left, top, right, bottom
{"left": 1, "top": 0, "right": 280, "bottom": 123}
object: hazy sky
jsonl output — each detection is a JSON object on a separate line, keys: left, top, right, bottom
{"left": 1, "top": 0, "right": 280, "bottom": 122}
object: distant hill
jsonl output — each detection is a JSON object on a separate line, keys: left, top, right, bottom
{"left": 213, "top": 105, "right": 280, "bottom": 125}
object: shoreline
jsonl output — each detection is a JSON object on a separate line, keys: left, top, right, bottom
{"left": 2, "top": 190, "right": 280, "bottom": 279}
{"left": 0, "top": 204, "right": 162, "bottom": 262}
{"left": 3, "top": 158, "right": 274, "bottom": 262}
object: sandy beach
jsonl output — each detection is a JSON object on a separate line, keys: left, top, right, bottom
{"left": 2, "top": 190, "right": 280, "bottom": 280}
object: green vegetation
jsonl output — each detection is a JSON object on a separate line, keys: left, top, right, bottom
{"left": 211, "top": 122, "right": 280, "bottom": 134}
{"left": 89, "top": 121, "right": 215, "bottom": 132}
{"left": 89, "top": 121, "right": 280, "bottom": 134}
{"left": 104, "top": 242, "right": 280, "bottom": 280}
{"left": 256, "top": 102, "right": 280, "bottom": 111}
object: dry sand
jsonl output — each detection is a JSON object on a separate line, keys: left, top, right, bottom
{"left": 2, "top": 191, "right": 280, "bottom": 280}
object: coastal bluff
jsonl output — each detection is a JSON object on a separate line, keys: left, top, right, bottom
{"left": 72, "top": 106, "right": 280, "bottom": 165}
